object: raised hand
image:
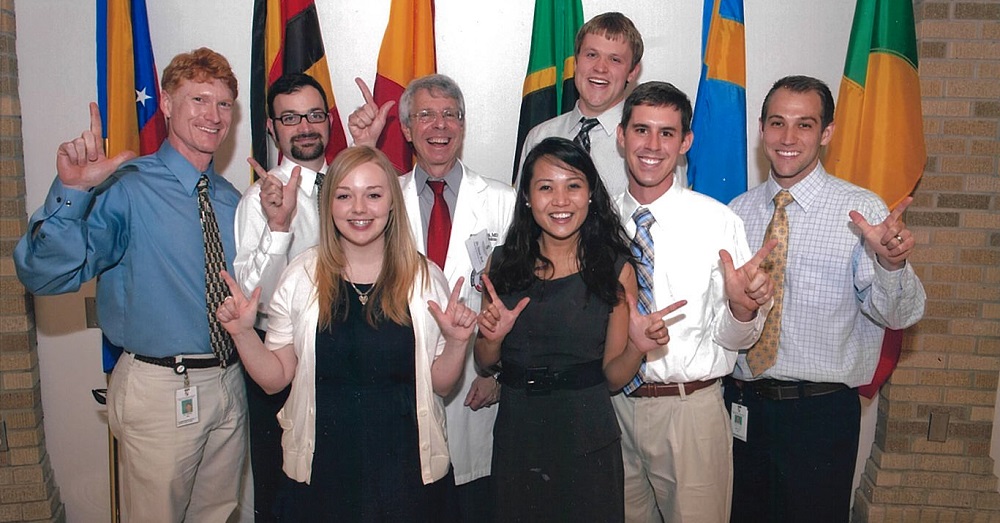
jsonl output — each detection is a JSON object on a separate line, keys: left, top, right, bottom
{"left": 477, "top": 274, "right": 530, "bottom": 342}
{"left": 249, "top": 157, "right": 301, "bottom": 232}
{"left": 216, "top": 270, "right": 261, "bottom": 336}
{"left": 626, "top": 294, "right": 687, "bottom": 354}
{"left": 347, "top": 77, "right": 395, "bottom": 148}
{"left": 57, "top": 102, "right": 137, "bottom": 191}
{"left": 428, "top": 277, "right": 478, "bottom": 344}
{"left": 720, "top": 239, "right": 777, "bottom": 321}
{"left": 849, "top": 196, "right": 914, "bottom": 271}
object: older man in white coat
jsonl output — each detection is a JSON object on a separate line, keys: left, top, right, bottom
{"left": 349, "top": 73, "right": 515, "bottom": 521}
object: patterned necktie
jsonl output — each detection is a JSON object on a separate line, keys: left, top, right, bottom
{"left": 573, "top": 117, "right": 601, "bottom": 153}
{"left": 314, "top": 170, "right": 326, "bottom": 213}
{"left": 747, "top": 190, "right": 793, "bottom": 376}
{"left": 427, "top": 180, "right": 451, "bottom": 269}
{"left": 196, "top": 175, "right": 234, "bottom": 365}
{"left": 622, "top": 207, "right": 656, "bottom": 394}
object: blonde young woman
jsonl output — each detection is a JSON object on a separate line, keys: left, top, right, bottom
{"left": 219, "top": 146, "right": 475, "bottom": 521}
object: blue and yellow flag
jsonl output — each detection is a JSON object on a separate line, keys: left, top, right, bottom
{"left": 688, "top": 0, "right": 747, "bottom": 204}
{"left": 96, "top": 0, "right": 166, "bottom": 372}
{"left": 97, "top": 0, "right": 166, "bottom": 159}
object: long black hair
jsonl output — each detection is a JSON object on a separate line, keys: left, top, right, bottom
{"left": 490, "top": 137, "right": 631, "bottom": 306}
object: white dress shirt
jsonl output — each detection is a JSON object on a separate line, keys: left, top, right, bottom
{"left": 234, "top": 158, "right": 326, "bottom": 330}
{"left": 616, "top": 181, "right": 766, "bottom": 384}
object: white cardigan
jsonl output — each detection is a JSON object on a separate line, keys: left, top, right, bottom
{"left": 265, "top": 247, "right": 453, "bottom": 485}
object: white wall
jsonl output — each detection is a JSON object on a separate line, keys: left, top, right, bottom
{"left": 15, "top": 1, "right": 855, "bottom": 521}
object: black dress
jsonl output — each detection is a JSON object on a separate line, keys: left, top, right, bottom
{"left": 491, "top": 256, "right": 625, "bottom": 523}
{"left": 275, "top": 281, "right": 453, "bottom": 522}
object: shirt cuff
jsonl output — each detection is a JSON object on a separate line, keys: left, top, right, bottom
{"left": 262, "top": 228, "right": 293, "bottom": 254}
{"left": 43, "top": 177, "right": 94, "bottom": 219}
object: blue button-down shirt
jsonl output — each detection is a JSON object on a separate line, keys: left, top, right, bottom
{"left": 14, "top": 142, "right": 241, "bottom": 358}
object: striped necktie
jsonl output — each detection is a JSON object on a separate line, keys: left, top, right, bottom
{"left": 622, "top": 207, "right": 656, "bottom": 394}
{"left": 573, "top": 117, "right": 601, "bottom": 153}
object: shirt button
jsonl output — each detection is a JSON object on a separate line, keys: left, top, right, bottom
{"left": 56, "top": 197, "right": 62, "bottom": 203}
{"left": 421, "top": 443, "right": 429, "bottom": 451}
{"left": 418, "top": 409, "right": 428, "bottom": 417}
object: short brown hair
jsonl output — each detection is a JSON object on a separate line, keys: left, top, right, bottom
{"left": 161, "top": 47, "right": 238, "bottom": 99}
{"left": 574, "top": 12, "right": 644, "bottom": 71}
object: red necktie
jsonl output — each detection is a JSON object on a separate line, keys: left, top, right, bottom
{"left": 427, "top": 180, "right": 451, "bottom": 269}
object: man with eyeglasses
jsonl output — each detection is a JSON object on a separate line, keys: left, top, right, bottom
{"left": 233, "top": 72, "right": 331, "bottom": 522}
{"left": 349, "top": 73, "right": 516, "bottom": 521}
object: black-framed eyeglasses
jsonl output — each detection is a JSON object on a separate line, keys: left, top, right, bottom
{"left": 273, "top": 111, "right": 329, "bottom": 126}
{"left": 410, "top": 109, "right": 464, "bottom": 125}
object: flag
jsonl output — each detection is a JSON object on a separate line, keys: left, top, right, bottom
{"left": 823, "top": 0, "right": 925, "bottom": 398}
{"left": 372, "top": 0, "right": 437, "bottom": 174}
{"left": 251, "top": 0, "right": 349, "bottom": 174}
{"left": 96, "top": 0, "right": 167, "bottom": 372}
{"left": 97, "top": 0, "right": 166, "bottom": 158}
{"left": 511, "top": 0, "right": 584, "bottom": 183}
{"left": 688, "top": 0, "right": 747, "bottom": 204}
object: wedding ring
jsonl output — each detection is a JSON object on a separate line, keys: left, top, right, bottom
{"left": 894, "top": 234, "right": 903, "bottom": 243}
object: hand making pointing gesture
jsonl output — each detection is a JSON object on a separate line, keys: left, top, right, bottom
{"left": 720, "top": 239, "right": 778, "bottom": 322}
{"left": 347, "top": 77, "right": 394, "bottom": 148}
{"left": 248, "top": 157, "right": 301, "bottom": 233}
{"left": 850, "top": 196, "right": 915, "bottom": 271}
{"left": 57, "top": 102, "right": 137, "bottom": 191}
{"left": 477, "top": 274, "right": 531, "bottom": 343}
{"left": 625, "top": 295, "right": 688, "bottom": 354}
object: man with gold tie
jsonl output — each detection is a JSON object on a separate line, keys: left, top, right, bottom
{"left": 726, "top": 75, "right": 926, "bottom": 523}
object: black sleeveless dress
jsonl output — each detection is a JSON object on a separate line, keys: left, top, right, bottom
{"left": 275, "top": 281, "right": 453, "bottom": 522}
{"left": 491, "top": 253, "right": 625, "bottom": 523}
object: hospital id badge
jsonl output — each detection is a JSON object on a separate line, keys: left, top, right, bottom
{"left": 731, "top": 402, "right": 748, "bottom": 442}
{"left": 176, "top": 386, "right": 199, "bottom": 427}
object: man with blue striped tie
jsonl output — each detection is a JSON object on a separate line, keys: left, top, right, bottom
{"left": 611, "top": 81, "right": 776, "bottom": 523}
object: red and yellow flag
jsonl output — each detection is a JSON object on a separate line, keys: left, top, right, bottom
{"left": 251, "top": 0, "right": 349, "bottom": 172}
{"left": 372, "top": 0, "right": 437, "bottom": 173}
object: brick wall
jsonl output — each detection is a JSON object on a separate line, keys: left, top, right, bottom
{"left": 854, "top": 1, "right": 1000, "bottom": 521}
{"left": 0, "top": 1, "right": 64, "bottom": 521}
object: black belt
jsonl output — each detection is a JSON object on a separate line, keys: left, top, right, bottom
{"left": 731, "top": 378, "right": 849, "bottom": 401}
{"left": 129, "top": 351, "right": 238, "bottom": 373}
{"left": 499, "top": 359, "right": 605, "bottom": 395}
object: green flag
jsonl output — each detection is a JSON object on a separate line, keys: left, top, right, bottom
{"left": 512, "top": 0, "right": 584, "bottom": 183}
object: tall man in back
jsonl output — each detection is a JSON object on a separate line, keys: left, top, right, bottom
{"left": 234, "top": 72, "right": 331, "bottom": 522}
{"left": 14, "top": 48, "right": 246, "bottom": 522}
{"left": 349, "top": 73, "right": 516, "bottom": 521}
{"left": 727, "top": 75, "right": 926, "bottom": 522}
{"left": 517, "top": 12, "right": 685, "bottom": 196}
{"left": 613, "top": 81, "right": 774, "bottom": 523}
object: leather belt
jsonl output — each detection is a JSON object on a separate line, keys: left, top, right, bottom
{"left": 129, "top": 351, "right": 238, "bottom": 373}
{"left": 733, "top": 378, "right": 849, "bottom": 401}
{"left": 628, "top": 378, "right": 718, "bottom": 398}
{"left": 499, "top": 359, "right": 605, "bottom": 396}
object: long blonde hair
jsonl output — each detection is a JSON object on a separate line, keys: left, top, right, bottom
{"left": 315, "top": 146, "right": 428, "bottom": 329}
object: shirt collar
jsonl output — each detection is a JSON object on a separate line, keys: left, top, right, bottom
{"left": 157, "top": 141, "right": 215, "bottom": 196}
{"left": 766, "top": 162, "right": 826, "bottom": 213}
{"left": 621, "top": 176, "right": 683, "bottom": 226}
{"left": 415, "top": 160, "right": 464, "bottom": 195}
{"left": 277, "top": 157, "right": 328, "bottom": 197}
{"left": 573, "top": 100, "right": 624, "bottom": 138}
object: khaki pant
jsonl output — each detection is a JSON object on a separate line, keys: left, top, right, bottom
{"left": 108, "top": 353, "right": 248, "bottom": 523}
{"left": 612, "top": 381, "right": 732, "bottom": 523}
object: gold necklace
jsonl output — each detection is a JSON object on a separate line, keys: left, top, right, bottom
{"left": 346, "top": 279, "right": 373, "bottom": 305}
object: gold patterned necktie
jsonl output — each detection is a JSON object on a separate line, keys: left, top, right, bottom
{"left": 197, "top": 175, "right": 234, "bottom": 365}
{"left": 747, "top": 190, "right": 793, "bottom": 376}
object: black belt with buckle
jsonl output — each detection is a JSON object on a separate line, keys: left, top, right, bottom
{"left": 129, "top": 351, "right": 238, "bottom": 374}
{"left": 499, "top": 359, "right": 605, "bottom": 396}
{"left": 735, "top": 378, "right": 849, "bottom": 401}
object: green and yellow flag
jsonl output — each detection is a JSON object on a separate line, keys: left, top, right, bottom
{"left": 512, "top": 0, "right": 584, "bottom": 183}
{"left": 823, "top": 0, "right": 925, "bottom": 210}
{"left": 824, "top": 0, "right": 925, "bottom": 399}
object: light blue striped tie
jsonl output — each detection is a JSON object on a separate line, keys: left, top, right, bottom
{"left": 622, "top": 207, "right": 655, "bottom": 394}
